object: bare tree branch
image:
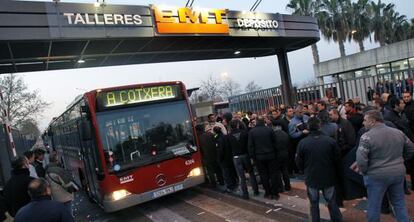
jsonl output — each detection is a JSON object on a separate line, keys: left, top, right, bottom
{"left": 199, "top": 75, "right": 224, "bottom": 102}
{"left": 245, "top": 81, "right": 262, "bottom": 93}
{"left": 221, "top": 78, "right": 241, "bottom": 99}
{"left": 0, "top": 74, "right": 50, "bottom": 127}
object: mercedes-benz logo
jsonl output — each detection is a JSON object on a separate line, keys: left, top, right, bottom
{"left": 156, "top": 173, "right": 167, "bottom": 187}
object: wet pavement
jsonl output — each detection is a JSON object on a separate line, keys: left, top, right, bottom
{"left": 73, "top": 177, "right": 414, "bottom": 222}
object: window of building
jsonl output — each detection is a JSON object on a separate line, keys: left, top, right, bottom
{"left": 391, "top": 59, "right": 409, "bottom": 71}
{"left": 339, "top": 72, "right": 354, "bottom": 79}
{"left": 365, "top": 67, "right": 376, "bottom": 76}
{"left": 355, "top": 70, "right": 364, "bottom": 77}
{"left": 409, "top": 57, "right": 414, "bottom": 68}
{"left": 376, "top": 63, "right": 391, "bottom": 74}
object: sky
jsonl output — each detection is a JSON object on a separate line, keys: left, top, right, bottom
{"left": 14, "top": 0, "right": 414, "bottom": 130}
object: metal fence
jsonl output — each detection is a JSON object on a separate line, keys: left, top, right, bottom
{"left": 229, "top": 72, "right": 414, "bottom": 113}
{"left": 0, "top": 126, "right": 35, "bottom": 189}
{"left": 229, "top": 87, "right": 284, "bottom": 115}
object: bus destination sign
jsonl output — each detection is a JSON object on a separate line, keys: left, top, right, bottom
{"left": 97, "top": 85, "right": 181, "bottom": 109}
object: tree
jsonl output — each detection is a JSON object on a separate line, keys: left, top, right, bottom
{"left": 199, "top": 75, "right": 224, "bottom": 102}
{"left": 383, "top": 6, "right": 407, "bottom": 44}
{"left": 287, "top": 0, "right": 322, "bottom": 64}
{"left": 221, "top": 78, "right": 241, "bottom": 100}
{"left": 301, "top": 77, "right": 320, "bottom": 87}
{"left": 318, "top": 0, "right": 350, "bottom": 57}
{"left": 0, "top": 74, "right": 49, "bottom": 127}
{"left": 347, "top": 0, "right": 372, "bottom": 52}
{"left": 245, "top": 81, "right": 262, "bottom": 93}
{"left": 18, "top": 119, "right": 40, "bottom": 139}
{"left": 370, "top": 0, "right": 392, "bottom": 46}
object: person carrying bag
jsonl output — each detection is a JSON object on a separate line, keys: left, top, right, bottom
{"left": 46, "top": 154, "right": 78, "bottom": 217}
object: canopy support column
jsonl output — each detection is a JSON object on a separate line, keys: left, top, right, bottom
{"left": 277, "top": 50, "right": 295, "bottom": 106}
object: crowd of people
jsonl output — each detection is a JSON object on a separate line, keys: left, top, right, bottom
{"left": 0, "top": 148, "right": 77, "bottom": 222}
{"left": 1, "top": 91, "right": 414, "bottom": 222}
{"left": 196, "top": 91, "right": 414, "bottom": 222}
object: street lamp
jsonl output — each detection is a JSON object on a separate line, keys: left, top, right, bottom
{"left": 94, "top": 0, "right": 106, "bottom": 7}
{"left": 220, "top": 72, "right": 229, "bottom": 81}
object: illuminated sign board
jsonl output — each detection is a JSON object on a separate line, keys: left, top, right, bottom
{"left": 152, "top": 6, "right": 229, "bottom": 34}
{"left": 97, "top": 85, "right": 181, "bottom": 109}
{"left": 236, "top": 18, "right": 279, "bottom": 29}
{"left": 63, "top": 13, "right": 143, "bottom": 25}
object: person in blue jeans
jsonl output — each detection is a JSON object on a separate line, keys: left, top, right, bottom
{"left": 296, "top": 117, "right": 343, "bottom": 222}
{"left": 227, "top": 120, "right": 259, "bottom": 199}
{"left": 356, "top": 110, "right": 414, "bottom": 222}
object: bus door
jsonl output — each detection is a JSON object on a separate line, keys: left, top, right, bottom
{"left": 78, "top": 118, "right": 101, "bottom": 202}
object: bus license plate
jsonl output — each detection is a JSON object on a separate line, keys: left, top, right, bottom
{"left": 153, "top": 184, "right": 183, "bottom": 198}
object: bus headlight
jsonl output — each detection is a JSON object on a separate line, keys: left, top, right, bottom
{"left": 187, "top": 167, "right": 202, "bottom": 177}
{"left": 110, "top": 189, "right": 131, "bottom": 201}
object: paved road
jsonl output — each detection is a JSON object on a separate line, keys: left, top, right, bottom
{"left": 73, "top": 186, "right": 306, "bottom": 222}
{"left": 73, "top": 179, "right": 414, "bottom": 222}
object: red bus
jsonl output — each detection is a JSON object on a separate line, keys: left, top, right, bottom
{"left": 47, "top": 81, "right": 204, "bottom": 212}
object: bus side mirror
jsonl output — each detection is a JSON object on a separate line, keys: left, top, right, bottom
{"left": 81, "top": 120, "right": 92, "bottom": 141}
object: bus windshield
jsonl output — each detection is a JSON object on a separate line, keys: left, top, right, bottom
{"left": 96, "top": 100, "right": 196, "bottom": 173}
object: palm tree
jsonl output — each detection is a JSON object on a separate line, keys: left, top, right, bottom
{"left": 318, "top": 0, "right": 350, "bottom": 57}
{"left": 287, "top": 0, "right": 322, "bottom": 64}
{"left": 347, "top": 0, "right": 371, "bottom": 52}
{"left": 383, "top": 6, "right": 407, "bottom": 44}
{"left": 408, "top": 19, "right": 414, "bottom": 39}
{"left": 369, "top": 0, "right": 399, "bottom": 46}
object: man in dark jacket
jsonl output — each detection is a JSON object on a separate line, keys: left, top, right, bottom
{"left": 197, "top": 124, "right": 224, "bottom": 187}
{"left": 14, "top": 178, "right": 73, "bottom": 222}
{"left": 329, "top": 108, "right": 356, "bottom": 206}
{"left": 403, "top": 91, "right": 414, "bottom": 130}
{"left": 329, "top": 109, "right": 356, "bottom": 156}
{"left": 296, "top": 117, "right": 343, "bottom": 222}
{"left": 228, "top": 120, "right": 259, "bottom": 199}
{"left": 271, "top": 119, "right": 291, "bottom": 191}
{"left": 345, "top": 101, "right": 364, "bottom": 134}
{"left": 403, "top": 91, "right": 414, "bottom": 191}
{"left": 271, "top": 109, "right": 288, "bottom": 133}
{"left": 214, "top": 126, "right": 237, "bottom": 191}
{"left": 385, "top": 97, "right": 414, "bottom": 141}
{"left": 3, "top": 157, "right": 34, "bottom": 217}
{"left": 384, "top": 97, "right": 414, "bottom": 194}
{"left": 248, "top": 116, "right": 281, "bottom": 199}
{"left": 33, "top": 149, "right": 46, "bottom": 178}
{"left": 316, "top": 101, "right": 329, "bottom": 120}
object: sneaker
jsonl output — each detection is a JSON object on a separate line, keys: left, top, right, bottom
{"left": 264, "top": 193, "right": 272, "bottom": 199}
{"left": 253, "top": 191, "right": 260, "bottom": 196}
{"left": 273, "top": 194, "right": 280, "bottom": 200}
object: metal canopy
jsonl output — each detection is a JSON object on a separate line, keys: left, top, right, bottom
{"left": 0, "top": 1, "right": 320, "bottom": 74}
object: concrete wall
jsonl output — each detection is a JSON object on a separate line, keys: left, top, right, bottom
{"left": 314, "top": 38, "right": 414, "bottom": 77}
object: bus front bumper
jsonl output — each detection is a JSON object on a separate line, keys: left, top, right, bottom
{"left": 102, "top": 175, "right": 204, "bottom": 212}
